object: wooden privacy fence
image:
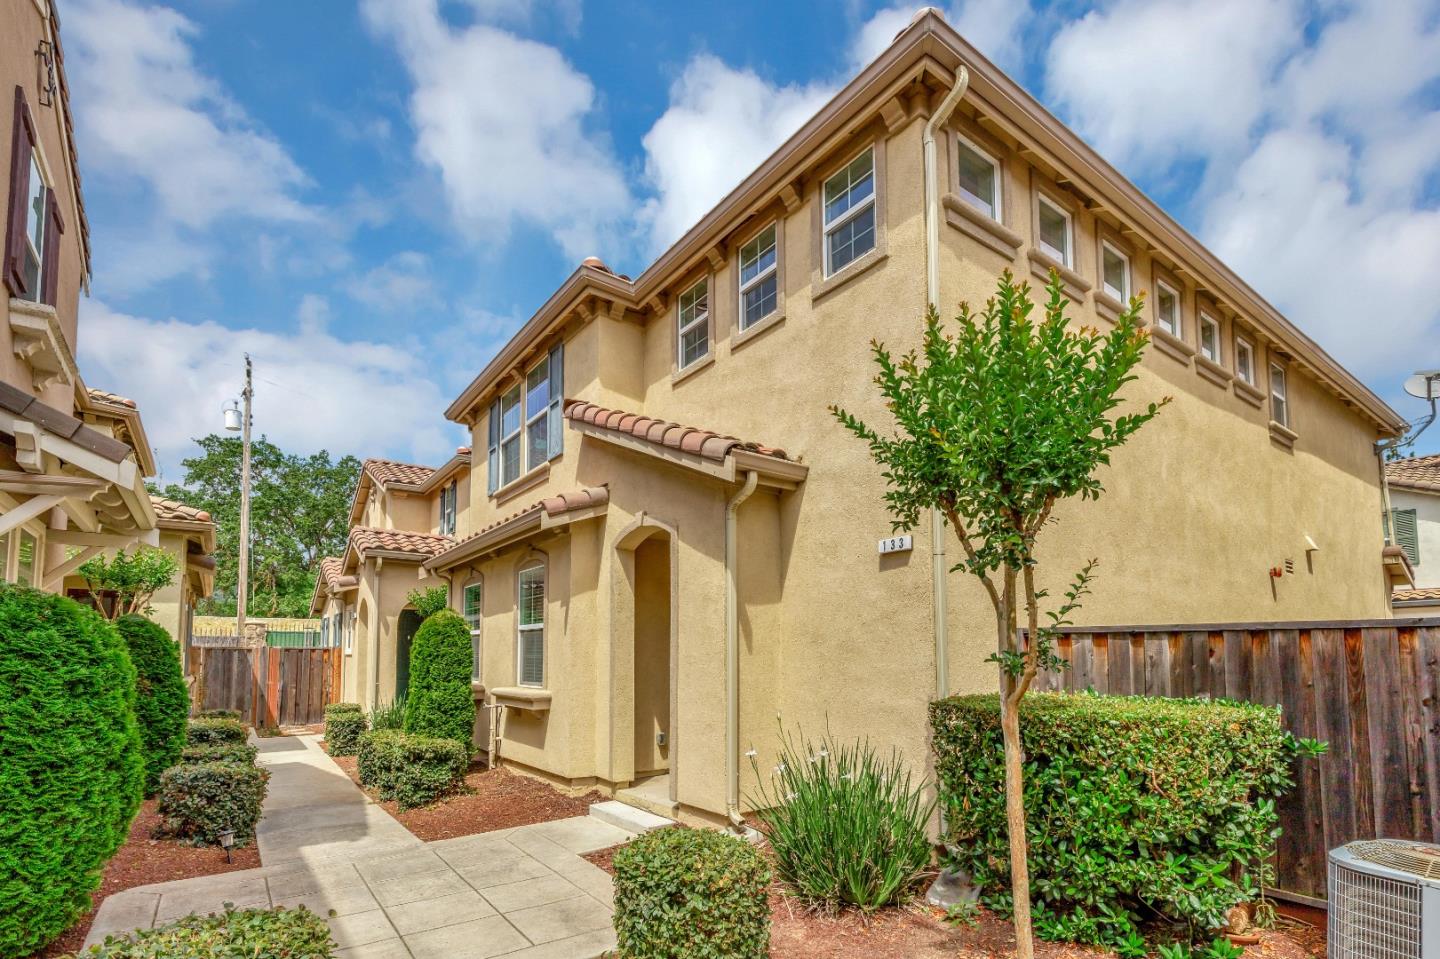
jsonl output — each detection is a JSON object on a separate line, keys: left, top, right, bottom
{"left": 1030, "top": 618, "right": 1440, "bottom": 904}
{"left": 188, "top": 639, "right": 343, "bottom": 728}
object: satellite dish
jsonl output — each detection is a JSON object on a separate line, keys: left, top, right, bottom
{"left": 1403, "top": 371, "right": 1440, "bottom": 401}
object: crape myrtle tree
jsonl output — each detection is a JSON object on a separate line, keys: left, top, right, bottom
{"left": 78, "top": 547, "right": 180, "bottom": 620}
{"left": 831, "top": 270, "right": 1166, "bottom": 958}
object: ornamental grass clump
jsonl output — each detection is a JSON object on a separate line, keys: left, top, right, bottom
{"left": 613, "top": 827, "right": 771, "bottom": 959}
{"left": 356, "top": 729, "right": 467, "bottom": 809}
{"left": 156, "top": 761, "right": 269, "bottom": 845}
{"left": 750, "top": 729, "right": 932, "bottom": 912}
{"left": 186, "top": 716, "right": 246, "bottom": 746}
{"left": 71, "top": 904, "right": 335, "bottom": 958}
{"left": 116, "top": 615, "right": 189, "bottom": 795}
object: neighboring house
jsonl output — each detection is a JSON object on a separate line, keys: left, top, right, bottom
{"left": 419, "top": 9, "right": 1407, "bottom": 826}
{"left": 144, "top": 497, "right": 216, "bottom": 646}
{"left": 0, "top": 1, "right": 164, "bottom": 588}
{"left": 1387, "top": 454, "right": 1440, "bottom": 616}
{"left": 312, "top": 451, "right": 469, "bottom": 709}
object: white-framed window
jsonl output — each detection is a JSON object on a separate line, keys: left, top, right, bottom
{"left": 1155, "top": 279, "right": 1181, "bottom": 338}
{"left": 955, "top": 135, "right": 1000, "bottom": 221}
{"left": 676, "top": 277, "right": 710, "bottom": 369}
{"left": 1101, "top": 241, "right": 1129, "bottom": 302}
{"left": 345, "top": 609, "right": 355, "bottom": 654}
{"left": 439, "top": 481, "right": 457, "bottom": 537}
{"left": 1270, "top": 363, "right": 1289, "bottom": 427}
{"left": 18, "top": 153, "right": 47, "bottom": 302}
{"left": 487, "top": 345, "right": 563, "bottom": 493}
{"left": 738, "top": 223, "right": 778, "bottom": 331}
{"left": 822, "top": 147, "right": 876, "bottom": 276}
{"left": 16, "top": 530, "right": 36, "bottom": 587}
{"left": 1036, "top": 195, "right": 1072, "bottom": 267}
{"left": 1235, "top": 336, "right": 1256, "bottom": 385}
{"left": 1199, "top": 313, "right": 1221, "bottom": 364}
{"left": 463, "top": 581, "right": 483, "bottom": 683}
{"left": 516, "top": 562, "right": 545, "bottom": 687}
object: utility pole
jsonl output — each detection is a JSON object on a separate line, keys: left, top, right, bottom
{"left": 237, "top": 355, "right": 253, "bottom": 639}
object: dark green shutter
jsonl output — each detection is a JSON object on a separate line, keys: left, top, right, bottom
{"left": 1392, "top": 508, "right": 1420, "bottom": 566}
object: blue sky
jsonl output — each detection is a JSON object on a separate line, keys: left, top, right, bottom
{"left": 62, "top": 0, "right": 1440, "bottom": 478}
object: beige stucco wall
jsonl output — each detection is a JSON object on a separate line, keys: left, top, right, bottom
{"left": 342, "top": 556, "right": 446, "bottom": 711}
{"left": 1392, "top": 488, "right": 1440, "bottom": 590}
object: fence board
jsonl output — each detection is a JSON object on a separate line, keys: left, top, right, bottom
{"left": 185, "top": 645, "right": 339, "bottom": 727}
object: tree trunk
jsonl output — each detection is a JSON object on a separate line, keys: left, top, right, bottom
{"left": 1001, "top": 690, "right": 1034, "bottom": 959}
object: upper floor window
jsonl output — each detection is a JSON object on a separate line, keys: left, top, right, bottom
{"left": 1269, "top": 362, "right": 1289, "bottom": 427}
{"left": 955, "top": 136, "right": 1000, "bottom": 221}
{"left": 1100, "top": 241, "right": 1129, "bottom": 302}
{"left": 487, "top": 345, "right": 563, "bottom": 493}
{"left": 1235, "top": 336, "right": 1256, "bottom": 386}
{"left": 439, "top": 481, "right": 457, "bottom": 537}
{"left": 17, "top": 530, "right": 36, "bottom": 588}
{"left": 823, "top": 148, "right": 876, "bottom": 276}
{"left": 5, "top": 88, "right": 61, "bottom": 305}
{"left": 517, "top": 562, "right": 545, "bottom": 687}
{"left": 738, "top": 224, "right": 778, "bottom": 331}
{"left": 463, "top": 581, "right": 483, "bottom": 682}
{"left": 1199, "top": 313, "right": 1221, "bottom": 364}
{"left": 345, "top": 609, "right": 356, "bottom": 654}
{"left": 1036, "top": 195, "right": 1072, "bottom": 268}
{"left": 677, "top": 277, "right": 709, "bottom": 369}
{"left": 1155, "top": 279, "right": 1181, "bottom": 338}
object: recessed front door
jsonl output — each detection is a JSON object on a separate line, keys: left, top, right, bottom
{"left": 396, "top": 609, "right": 422, "bottom": 701}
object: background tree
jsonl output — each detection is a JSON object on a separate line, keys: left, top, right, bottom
{"left": 831, "top": 271, "right": 1166, "bottom": 958}
{"left": 406, "top": 586, "right": 449, "bottom": 620}
{"left": 78, "top": 548, "right": 179, "bottom": 619}
{"left": 152, "top": 435, "right": 359, "bottom": 618}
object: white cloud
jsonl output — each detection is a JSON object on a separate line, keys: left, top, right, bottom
{"left": 77, "top": 299, "right": 460, "bottom": 477}
{"left": 361, "top": 0, "right": 630, "bottom": 261}
{"left": 853, "top": 1, "right": 1033, "bottom": 73}
{"left": 342, "top": 252, "right": 439, "bottom": 311}
{"left": 637, "top": 56, "right": 835, "bottom": 256}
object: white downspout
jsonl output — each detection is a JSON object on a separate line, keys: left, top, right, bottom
{"left": 725, "top": 469, "right": 759, "bottom": 829}
{"left": 922, "top": 66, "right": 970, "bottom": 701}
{"left": 371, "top": 557, "right": 383, "bottom": 711}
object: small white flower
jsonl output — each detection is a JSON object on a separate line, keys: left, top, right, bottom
{"left": 774, "top": 761, "right": 787, "bottom": 774}
{"left": 785, "top": 791, "right": 796, "bottom": 802}
{"left": 744, "top": 749, "right": 757, "bottom": 758}
{"left": 818, "top": 748, "right": 829, "bottom": 759}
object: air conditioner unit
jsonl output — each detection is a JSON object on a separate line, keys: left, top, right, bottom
{"left": 1329, "top": 840, "right": 1440, "bottom": 959}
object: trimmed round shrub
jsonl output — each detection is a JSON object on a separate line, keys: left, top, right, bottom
{"left": 613, "top": 827, "right": 771, "bottom": 959}
{"left": 0, "top": 584, "right": 144, "bottom": 957}
{"left": 115, "top": 615, "right": 189, "bottom": 796}
{"left": 325, "top": 702, "right": 362, "bottom": 717}
{"left": 325, "top": 709, "right": 368, "bottom": 756}
{"left": 73, "top": 904, "right": 335, "bottom": 957}
{"left": 156, "top": 761, "right": 269, "bottom": 845}
{"left": 179, "top": 742, "right": 258, "bottom": 766}
{"left": 402, "top": 610, "right": 474, "bottom": 747}
{"left": 187, "top": 716, "right": 246, "bottom": 746}
{"left": 197, "top": 709, "right": 240, "bottom": 721}
{"left": 356, "top": 729, "right": 466, "bottom": 809}
{"left": 932, "top": 693, "right": 1300, "bottom": 945}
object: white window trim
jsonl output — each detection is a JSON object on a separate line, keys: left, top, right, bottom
{"left": 1036, "top": 194, "right": 1073, "bottom": 268}
{"left": 524, "top": 357, "right": 550, "bottom": 471}
{"left": 20, "top": 153, "right": 47, "bottom": 303}
{"left": 344, "top": 609, "right": 356, "bottom": 655}
{"left": 676, "top": 276, "right": 710, "bottom": 370}
{"left": 822, "top": 146, "right": 877, "bottom": 279}
{"left": 1235, "top": 336, "right": 1256, "bottom": 386}
{"left": 463, "top": 580, "right": 483, "bottom": 683}
{"left": 499, "top": 384, "right": 523, "bottom": 485}
{"left": 516, "top": 561, "right": 545, "bottom": 688}
{"left": 737, "top": 222, "right": 779, "bottom": 331}
{"left": 1199, "top": 312, "right": 1222, "bottom": 363}
{"left": 1100, "top": 240, "right": 1129, "bottom": 302}
{"left": 1270, "top": 362, "right": 1289, "bottom": 427}
{"left": 955, "top": 134, "right": 1001, "bottom": 222}
{"left": 1154, "top": 278, "right": 1182, "bottom": 338}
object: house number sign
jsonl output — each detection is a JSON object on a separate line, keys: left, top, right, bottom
{"left": 878, "top": 534, "right": 913, "bottom": 555}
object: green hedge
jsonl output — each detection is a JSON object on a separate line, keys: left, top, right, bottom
{"left": 71, "top": 904, "right": 335, "bottom": 957}
{"left": 325, "top": 702, "right": 362, "bottom": 717}
{"left": 356, "top": 729, "right": 466, "bottom": 809}
{"left": 186, "top": 717, "right": 246, "bottom": 746}
{"left": 931, "top": 693, "right": 1299, "bottom": 944}
{"left": 0, "top": 584, "right": 144, "bottom": 957}
{"left": 157, "top": 762, "right": 269, "bottom": 845}
{"left": 403, "top": 610, "right": 475, "bottom": 747}
{"left": 116, "top": 615, "right": 189, "bottom": 796}
{"left": 197, "top": 709, "right": 240, "bottom": 721}
{"left": 179, "top": 743, "right": 258, "bottom": 766}
{"left": 326, "top": 709, "right": 368, "bottom": 756}
{"left": 613, "top": 827, "right": 771, "bottom": 959}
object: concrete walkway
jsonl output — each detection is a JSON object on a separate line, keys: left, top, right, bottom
{"left": 84, "top": 733, "right": 640, "bottom": 958}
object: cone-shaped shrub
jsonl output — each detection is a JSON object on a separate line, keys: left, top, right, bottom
{"left": 402, "top": 610, "right": 474, "bottom": 747}
{"left": 0, "top": 584, "right": 144, "bottom": 957}
{"left": 116, "top": 615, "right": 189, "bottom": 795}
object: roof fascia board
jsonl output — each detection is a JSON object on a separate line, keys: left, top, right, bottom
{"left": 428, "top": 511, "right": 545, "bottom": 570}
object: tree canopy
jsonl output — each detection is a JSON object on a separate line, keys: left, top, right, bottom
{"left": 77, "top": 548, "right": 179, "bottom": 620}
{"left": 152, "top": 435, "right": 359, "bottom": 618}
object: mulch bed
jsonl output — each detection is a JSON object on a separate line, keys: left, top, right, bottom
{"left": 28, "top": 799, "right": 261, "bottom": 958}
{"left": 329, "top": 752, "right": 604, "bottom": 840}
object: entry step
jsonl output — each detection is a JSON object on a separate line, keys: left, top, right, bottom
{"left": 589, "top": 800, "right": 673, "bottom": 834}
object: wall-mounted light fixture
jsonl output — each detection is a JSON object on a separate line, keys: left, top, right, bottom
{"left": 35, "top": 41, "right": 57, "bottom": 108}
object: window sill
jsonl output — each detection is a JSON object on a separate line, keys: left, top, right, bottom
{"left": 1233, "top": 378, "right": 1265, "bottom": 408}
{"left": 731, "top": 310, "right": 785, "bottom": 352}
{"left": 1149, "top": 327, "right": 1195, "bottom": 366}
{"left": 1026, "top": 248, "right": 1090, "bottom": 303}
{"left": 493, "top": 463, "right": 550, "bottom": 505}
{"left": 671, "top": 351, "right": 715, "bottom": 386}
{"left": 1269, "top": 420, "right": 1298, "bottom": 450}
{"left": 1195, "top": 354, "right": 1232, "bottom": 388}
{"left": 811, "top": 247, "right": 888, "bottom": 305}
{"left": 490, "top": 686, "right": 551, "bottom": 713}
{"left": 942, "top": 193, "right": 1022, "bottom": 259}
{"left": 1093, "top": 290, "right": 1131, "bottom": 324}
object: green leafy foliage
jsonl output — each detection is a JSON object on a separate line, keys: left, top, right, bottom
{"left": 197, "top": 709, "right": 241, "bottom": 721}
{"left": 369, "top": 694, "right": 406, "bottom": 731}
{"left": 69, "top": 904, "right": 335, "bottom": 957}
{"left": 186, "top": 717, "right": 247, "bottom": 746}
{"left": 325, "top": 702, "right": 362, "bottom": 716}
{"left": 356, "top": 730, "right": 467, "bottom": 809}
{"left": 0, "top": 584, "right": 144, "bottom": 957}
{"left": 402, "top": 610, "right": 475, "bottom": 747}
{"left": 151, "top": 434, "right": 360, "bottom": 618}
{"left": 931, "top": 693, "right": 1302, "bottom": 945}
{"left": 325, "top": 709, "right": 369, "bottom": 756}
{"left": 179, "top": 743, "right": 259, "bottom": 766}
{"left": 156, "top": 761, "right": 269, "bottom": 845}
{"left": 115, "top": 615, "right": 189, "bottom": 795}
{"left": 749, "top": 729, "right": 931, "bottom": 912}
{"left": 77, "top": 549, "right": 179, "bottom": 620}
{"left": 612, "top": 827, "right": 772, "bottom": 959}
{"left": 1156, "top": 937, "right": 1249, "bottom": 959}
{"left": 406, "top": 586, "right": 449, "bottom": 620}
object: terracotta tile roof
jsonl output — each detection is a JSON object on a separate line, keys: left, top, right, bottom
{"left": 1394, "top": 587, "right": 1440, "bottom": 603}
{"left": 363, "top": 458, "right": 437, "bottom": 488}
{"left": 1388, "top": 454, "right": 1440, "bottom": 492}
{"left": 87, "top": 388, "right": 137, "bottom": 409}
{"left": 347, "top": 526, "right": 453, "bottom": 560}
{"left": 564, "top": 400, "right": 790, "bottom": 462}
{"left": 317, "top": 556, "right": 344, "bottom": 591}
{"left": 150, "top": 496, "right": 212, "bottom": 524}
{"left": 427, "top": 486, "right": 608, "bottom": 567}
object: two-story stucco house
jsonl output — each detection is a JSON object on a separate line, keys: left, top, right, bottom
{"left": 1387, "top": 454, "right": 1440, "bottom": 615}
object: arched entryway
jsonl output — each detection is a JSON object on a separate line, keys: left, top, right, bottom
{"left": 396, "top": 608, "right": 423, "bottom": 701}
{"left": 632, "top": 534, "right": 671, "bottom": 777}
